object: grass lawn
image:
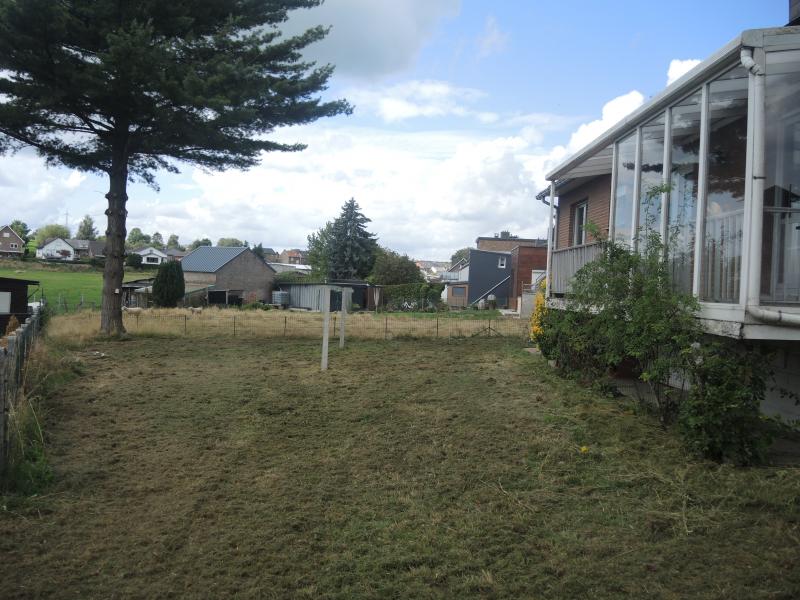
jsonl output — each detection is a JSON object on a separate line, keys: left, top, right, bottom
{"left": 1, "top": 334, "right": 798, "bottom": 598}
{"left": 0, "top": 262, "right": 145, "bottom": 308}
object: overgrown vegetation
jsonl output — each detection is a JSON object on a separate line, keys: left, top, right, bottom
{"left": 381, "top": 282, "right": 444, "bottom": 311}
{"left": 534, "top": 219, "right": 776, "bottom": 464}
{"left": 2, "top": 333, "right": 82, "bottom": 495}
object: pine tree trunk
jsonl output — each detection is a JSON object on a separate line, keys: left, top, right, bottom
{"left": 100, "top": 147, "right": 129, "bottom": 335}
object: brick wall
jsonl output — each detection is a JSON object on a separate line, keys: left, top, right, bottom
{"left": 509, "top": 246, "right": 547, "bottom": 309}
{"left": 216, "top": 250, "right": 275, "bottom": 302}
{"left": 556, "top": 174, "right": 612, "bottom": 249}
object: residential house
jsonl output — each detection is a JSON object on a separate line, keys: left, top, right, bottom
{"left": 279, "top": 248, "right": 308, "bottom": 265}
{"left": 262, "top": 247, "right": 280, "bottom": 262}
{"left": 443, "top": 258, "right": 469, "bottom": 308}
{"left": 35, "top": 237, "right": 101, "bottom": 261}
{"left": 37, "top": 238, "right": 77, "bottom": 260}
{"left": 444, "top": 249, "right": 512, "bottom": 308}
{"left": 0, "top": 225, "right": 25, "bottom": 258}
{"left": 165, "top": 248, "right": 187, "bottom": 262}
{"left": 135, "top": 246, "right": 168, "bottom": 266}
{"left": 268, "top": 262, "right": 312, "bottom": 276}
{"left": 510, "top": 244, "right": 548, "bottom": 312}
{"left": 415, "top": 260, "right": 451, "bottom": 282}
{"left": 0, "top": 277, "right": 38, "bottom": 333}
{"left": 181, "top": 246, "right": 275, "bottom": 306}
{"left": 539, "top": 14, "right": 800, "bottom": 417}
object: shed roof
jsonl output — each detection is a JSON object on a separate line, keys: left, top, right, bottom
{"left": 181, "top": 246, "right": 248, "bottom": 272}
{"left": 0, "top": 276, "right": 40, "bottom": 286}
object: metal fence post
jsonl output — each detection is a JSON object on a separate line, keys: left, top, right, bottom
{"left": 184, "top": 315, "right": 187, "bottom": 335}
{"left": 436, "top": 318, "right": 439, "bottom": 338}
{"left": 284, "top": 316, "right": 287, "bottom": 337}
{"left": 384, "top": 316, "right": 388, "bottom": 340}
{"left": 233, "top": 315, "right": 237, "bottom": 337}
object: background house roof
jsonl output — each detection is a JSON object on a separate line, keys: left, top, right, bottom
{"left": 89, "top": 241, "right": 105, "bottom": 255}
{"left": 181, "top": 246, "right": 248, "bottom": 273}
{"left": 66, "top": 239, "right": 90, "bottom": 250}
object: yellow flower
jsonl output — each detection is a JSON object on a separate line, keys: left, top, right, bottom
{"left": 579, "top": 446, "right": 589, "bottom": 454}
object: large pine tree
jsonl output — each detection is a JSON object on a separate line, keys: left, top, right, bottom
{"left": 0, "top": 0, "right": 350, "bottom": 334}
{"left": 327, "top": 198, "right": 377, "bottom": 280}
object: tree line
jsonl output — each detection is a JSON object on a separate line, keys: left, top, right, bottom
{"left": 306, "top": 198, "right": 424, "bottom": 286}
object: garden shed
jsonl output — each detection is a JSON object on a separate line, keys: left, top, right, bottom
{"left": 0, "top": 277, "right": 39, "bottom": 334}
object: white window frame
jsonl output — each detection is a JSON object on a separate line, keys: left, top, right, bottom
{"left": 573, "top": 201, "right": 588, "bottom": 246}
{"left": 497, "top": 256, "right": 507, "bottom": 268}
{"left": 9, "top": 242, "right": 18, "bottom": 249}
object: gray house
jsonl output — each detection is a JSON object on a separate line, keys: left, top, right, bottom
{"left": 181, "top": 246, "right": 275, "bottom": 306}
{"left": 462, "top": 248, "right": 513, "bottom": 308}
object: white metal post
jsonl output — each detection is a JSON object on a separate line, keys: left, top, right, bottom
{"left": 692, "top": 83, "right": 711, "bottom": 298}
{"left": 631, "top": 126, "right": 643, "bottom": 250}
{"left": 608, "top": 142, "right": 618, "bottom": 241}
{"left": 545, "top": 182, "right": 556, "bottom": 298}
{"left": 745, "top": 47, "right": 766, "bottom": 309}
{"left": 339, "top": 288, "right": 351, "bottom": 349}
{"left": 661, "top": 108, "right": 672, "bottom": 249}
{"left": 321, "top": 285, "right": 331, "bottom": 371}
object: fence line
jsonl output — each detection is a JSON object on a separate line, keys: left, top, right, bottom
{"left": 0, "top": 308, "right": 43, "bottom": 473}
{"left": 117, "top": 311, "right": 528, "bottom": 340}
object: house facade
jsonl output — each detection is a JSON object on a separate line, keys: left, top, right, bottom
{"left": 539, "top": 20, "right": 800, "bottom": 417}
{"left": 181, "top": 246, "right": 275, "bottom": 305}
{"left": 135, "top": 246, "right": 168, "bottom": 265}
{"left": 279, "top": 248, "right": 308, "bottom": 265}
{"left": 0, "top": 225, "right": 25, "bottom": 258}
{"left": 36, "top": 238, "right": 76, "bottom": 260}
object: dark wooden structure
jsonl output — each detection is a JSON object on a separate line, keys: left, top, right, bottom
{"left": 0, "top": 277, "right": 39, "bottom": 334}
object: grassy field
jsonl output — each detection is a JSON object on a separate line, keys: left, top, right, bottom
{"left": 1, "top": 330, "right": 798, "bottom": 598}
{"left": 0, "top": 261, "right": 143, "bottom": 308}
{"left": 50, "top": 307, "right": 526, "bottom": 340}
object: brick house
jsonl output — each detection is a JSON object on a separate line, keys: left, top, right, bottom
{"left": 0, "top": 225, "right": 25, "bottom": 258}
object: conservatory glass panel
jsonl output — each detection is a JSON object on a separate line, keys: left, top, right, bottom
{"left": 667, "top": 90, "right": 702, "bottom": 293}
{"left": 637, "top": 113, "right": 666, "bottom": 248}
{"left": 763, "top": 50, "right": 800, "bottom": 304}
{"left": 701, "top": 66, "right": 748, "bottom": 303}
{"left": 613, "top": 132, "right": 637, "bottom": 245}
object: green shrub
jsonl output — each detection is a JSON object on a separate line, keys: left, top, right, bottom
{"left": 536, "top": 213, "right": 776, "bottom": 464}
{"left": 125, "top": 253, "right": 142, "bottom": 268}
{"left": 242, "top": 302, "right": 270, "bottom": 311}
{"left": 679, "top": 342, "right": 773, "bottom": 465}
{"left": 152, "top": 261, "right": 185, "bottom": 307}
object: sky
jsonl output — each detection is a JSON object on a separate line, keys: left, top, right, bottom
{"left": 0, "top": 0, "right": 790, "bottom": 260}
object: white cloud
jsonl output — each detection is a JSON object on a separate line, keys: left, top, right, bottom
{"left": 347, "top": 80, "right": 496, "bottom": 123}
{"left": 477, "top": 16, "right": 509, "bottom": 58}
{"left": 282, "top": 0, "right": 460, "bottom": 81}
{"left": 564, "top": 90, "right": 645, "bottom": 153}
{"left": 0, "top": 149, "right": 103, "bottom": 232}
{"left": 667, "top": 59, "right": 702, "bottom": 86}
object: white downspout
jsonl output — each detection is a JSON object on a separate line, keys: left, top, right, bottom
{"left": 741, "top": 47, "right": 800, "bottom": 327}
{"left": 545, "top": 182, "right": 556, "bottom": 299}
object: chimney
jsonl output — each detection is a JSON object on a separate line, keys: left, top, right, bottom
{"left": 500, "top": 230, "right": 511, "bottom": 239}
{"left": 791, "top": 0, "right": 800, "bottom": 25}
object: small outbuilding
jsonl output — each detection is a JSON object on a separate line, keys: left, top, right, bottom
{"left": 0, "top": 277, "right": 39, "bottom": 334}
{"left": 181, "top": 246, "right": 275, "bottom": 306}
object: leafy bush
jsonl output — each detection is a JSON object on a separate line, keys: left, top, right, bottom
{"left": 382, "top": 283, "right": 444, "bottom": 311}
{"left": 152, "top": 261, "right": 185, "bottom": 307}
{"left": 679, "top": 342, "right": 773, "bottom": 465}
{"left": 125, "top": 253, "right": 142, "bottom": 268}
{"left": 535, "top": 219, "right": 775, "bottom": 464}
{"left": 242, "top": 302, "right": 270, "bottom": 311}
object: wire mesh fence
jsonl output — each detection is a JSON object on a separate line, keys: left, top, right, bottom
{"left": 0, "top": 308, "right": 43, "bottom": 472}
{"left": 114, "top": 310, "right": 529, "bottom": 340}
